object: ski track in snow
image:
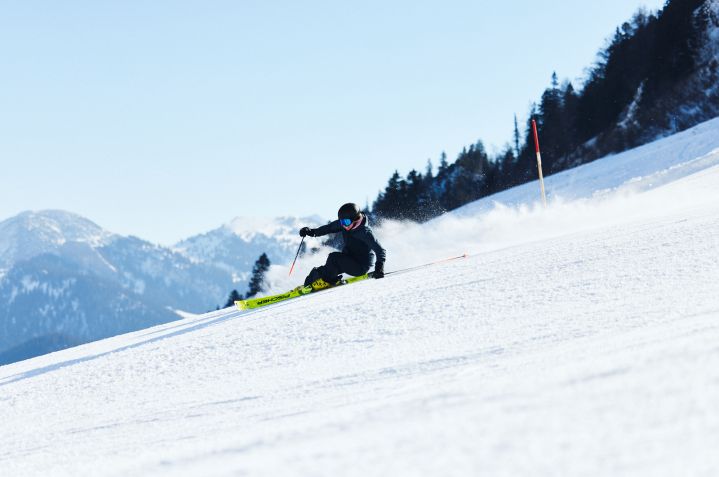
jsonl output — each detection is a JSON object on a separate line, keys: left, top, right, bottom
{"left": 2, "top": 124, "right": 719, "bottom": 475}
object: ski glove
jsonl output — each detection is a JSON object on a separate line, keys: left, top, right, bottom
{"left": 373, "top": 261, "right": 385, "bottom": 279}
{"left": 299, "top": 227, "right": 314, "bottom": 237}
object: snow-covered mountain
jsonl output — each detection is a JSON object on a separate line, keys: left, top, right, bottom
{"left": 0, "top": 210, "right": 113, "bottom": 270}
{"left": 2, "top": 117, "right": 718, "bottom": 476}
{"left": 0, "top": 212, "right": 233, "bottom": 364}
{"left": 173, "top": 215, "right": 324, "bottom": 280}
{"left": 0, "top": 211, "right": 327, "bottom": 365}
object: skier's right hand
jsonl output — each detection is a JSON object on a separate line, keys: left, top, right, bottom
{"left": 373, "top": 261, "right": 385, "bottom": 279}
{"left": 299, "top": 227, "right": 314, "bottom": 237}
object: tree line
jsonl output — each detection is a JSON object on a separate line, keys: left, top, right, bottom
{"left": 373, "top": 0, "right": 716, "bottom": 222}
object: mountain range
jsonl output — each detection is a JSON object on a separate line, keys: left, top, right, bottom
{"left": 0, "top": 211, "right": 321, "bottom": 365}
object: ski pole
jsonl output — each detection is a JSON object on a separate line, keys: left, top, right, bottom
{"left": 288, "top": 236, "right": 305, "bottom": 277}
{"left": 385, "top": 253, "right": 468, "bottom": 276}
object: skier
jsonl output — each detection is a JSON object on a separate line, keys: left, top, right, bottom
{"left": 299, "top": 202, "right": 386, "bottom": 290}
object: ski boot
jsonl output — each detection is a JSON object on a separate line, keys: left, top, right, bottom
{"left": 304, "top": 267, "right": 342, "bottom": 291}
{"left": 309, "top": 277, "right": 342, "bottom": 291}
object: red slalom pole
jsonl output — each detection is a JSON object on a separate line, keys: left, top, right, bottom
{"left": 531, "top": 119, "right": 548, "bottom": 208}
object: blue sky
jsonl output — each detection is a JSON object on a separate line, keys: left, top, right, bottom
{"left": 0, "top": 0, "right": 666, "bottom": 244}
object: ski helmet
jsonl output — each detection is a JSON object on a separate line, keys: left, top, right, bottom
{"left": 338, "top": 202, "right": 361, "bottom": 221}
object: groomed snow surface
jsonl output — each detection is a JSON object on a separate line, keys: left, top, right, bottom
{"left": 3, "top": 119, "right": 719, "bottom": 476}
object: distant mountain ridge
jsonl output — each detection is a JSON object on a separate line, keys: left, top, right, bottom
{"left": 174, "top": 215, "right": 323, "bottom": 279}
{"left": 0, "top": 210, "right": 113, "bottom": 270}
{"left": 0, "top": 210, "right": 318, "bottom": 365}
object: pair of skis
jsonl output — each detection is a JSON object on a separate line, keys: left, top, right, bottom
{"left": 235, "top": 273, "right": 373, "bottom": 310}
{"left": 234, "top": 254, "right": 467, "bottom": 311}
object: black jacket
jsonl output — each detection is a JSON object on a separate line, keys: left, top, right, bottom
{"left": 311, "top": 216, "right": 386, "bottom": 268}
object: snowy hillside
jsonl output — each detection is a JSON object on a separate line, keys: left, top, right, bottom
{"left": 456, "top": 116, "right": 719, "bottom": 217}
{"left": 2, "top": 118, "right": 719, "bottom": 476}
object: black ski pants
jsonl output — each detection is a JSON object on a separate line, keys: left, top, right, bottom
{"left": 304, "top": 252, "right": 370, "bottom": 285}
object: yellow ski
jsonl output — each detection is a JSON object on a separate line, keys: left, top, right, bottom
{"left": 235, "top": 273, "right": 372, "bottom": 310}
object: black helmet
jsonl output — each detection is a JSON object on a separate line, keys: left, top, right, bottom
{"left": 338, "top": 202, "right": 361, "bottom": 221}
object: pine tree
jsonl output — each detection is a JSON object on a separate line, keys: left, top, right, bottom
{"left": 556, "top": 81, "right": 579, "bottom": 169}
{"left": 438, "top": 152, "right": 449, "bottom": 175}
{"left": 425, "top": 159, "right": 433, "bottom": 180}
{"left": 513, "top": 114, "right": 521, "bottom": 159}
{"left": 538, "top": 72, "right": 564, "bottom": 173}
{"left": 373, "top": 171, "right": 403, "bottom": 220}
{"left": 245, "top": 253, "right": 271, "bottom": 299}
{"left": 405, "top": 169, "right": 425, "bottom": 220}
{"left": 421, "top": 158, "right": 444, "bottom": 219}
{"left": 224, "top": 289, "right": 243, "bottom": 307}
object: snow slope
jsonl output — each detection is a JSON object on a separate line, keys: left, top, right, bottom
{"left": 457, "top": 115, "right": 719, "bottom": 215}
{"left": 2, "top": 119, "right": 719, "bottom": 476}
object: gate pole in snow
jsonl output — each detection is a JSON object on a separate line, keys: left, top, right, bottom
{"left": 531, "top": 119, "right": 548, "bottom": 208}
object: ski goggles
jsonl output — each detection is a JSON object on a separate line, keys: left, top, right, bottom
{"left": 340, "top": 216, "right": 362, "bottom": 230}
